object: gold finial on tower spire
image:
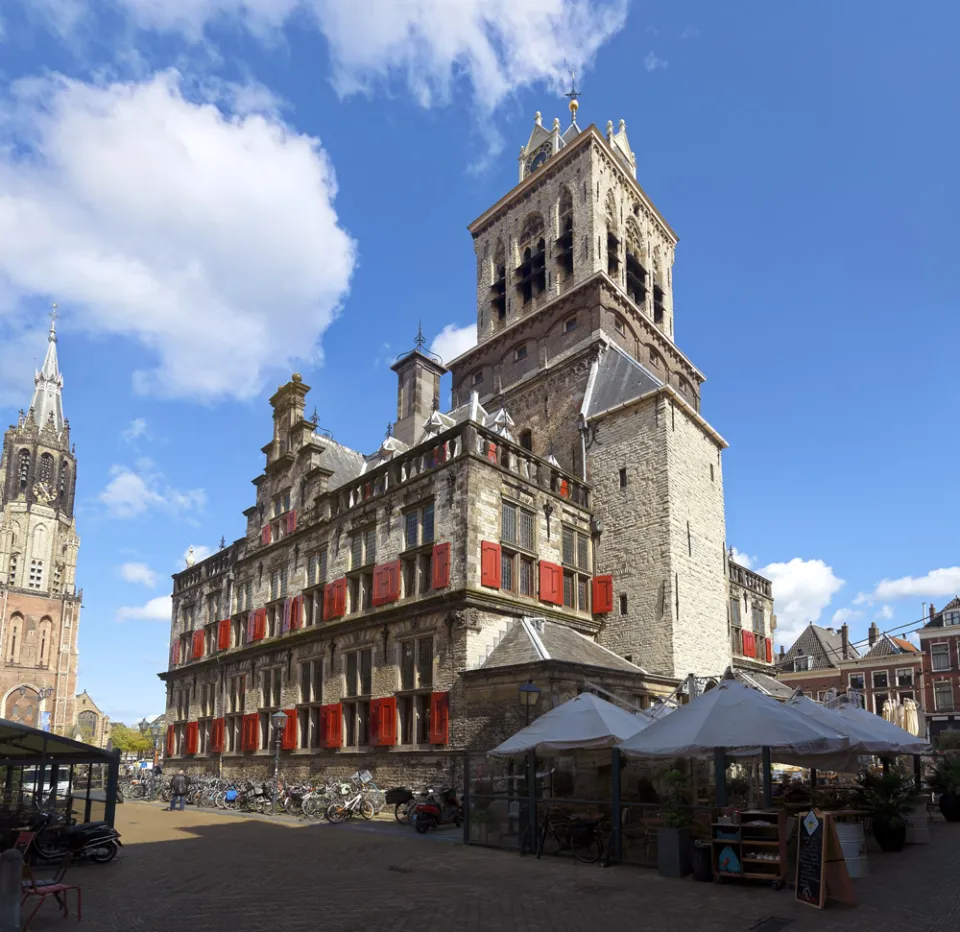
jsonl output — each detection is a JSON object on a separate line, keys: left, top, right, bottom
{"left": 565, "top": 68, "right": 580, "bottom": 122}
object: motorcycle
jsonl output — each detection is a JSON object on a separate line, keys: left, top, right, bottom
{"left": 412, "top": 787, "right": 461, "bottom": 834}
{"left": 28, "top": 811, "right": 122, "bottom": 864}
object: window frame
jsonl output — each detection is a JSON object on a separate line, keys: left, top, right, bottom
{"left": 848, "top": 673, "right": 865, "bottom": 691}
{"left": 931, "top": 642, "right": 951, "bottom": 672}
{"left": 934, "top": 680, "right": 955, "bottom": 712}
{"left": 397, "top": 635, "right": 435, "bottom": 747}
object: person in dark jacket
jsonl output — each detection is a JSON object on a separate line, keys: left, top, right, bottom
{"left": 166, "top": 770, "right": 190, "bottom": 811}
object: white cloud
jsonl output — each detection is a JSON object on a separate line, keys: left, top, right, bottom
{"left": 875, "top": 604, "right": 895, "bottom": 621}
{"left": 121, "top": 418, "right": 148, "bottom": 443}
{"left": 831, "top": 607, "right": 861, "bottom": 625}
{"left": 0, "top": 69, "right": 355, "bottom": 401}
{"left": 0, "top": 325, "right": 47, "bottom": 407}
{"left": 99, "top": 460, "right": 205, "bottom": 519}
{"left": 869, "top": 567, "right": 960, "bottom": 602}
{"left": 728, "top": 547, "right": 754, "bottom": 569}
{"left": 644, "top": 50, "right": 668, "bottom": 72}
{"left": 94, "top": 1, "right": 630, "bottom": 114}
{"left": 680, "top": 26, "right": 699, "bottom": 39}
{"left": 119, "top": 561, "right": 158, "bottom": 587}
{"left": 116, "top": 594, "right": 171, "bottom": 622}
{"left": 431, "top": 323, "right": 477, "bottom": 365}
{"left": 759, "top": 557, "right": 844, "bottom": 649}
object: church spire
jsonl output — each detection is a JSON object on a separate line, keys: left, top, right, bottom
{"left": 30, "top": 304, "right": 65, "bottom": 436}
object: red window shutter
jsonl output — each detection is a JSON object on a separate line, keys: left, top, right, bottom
{"left": 322, "top": 704, "right": 342, "bottom": 749}
{"left": 290, "top": 595, "right": 302, "bottom": 631}
{"left": 281, "top": 708, "right": 297, "bottom": 750}
{"left": 539, "top": 561, "right": 563, "bottom": 606}
{"left": 287, "top": 509, "right": 297, "bottom": 534}
{"left": 191, "top": 630, "right": 204, "bottom": 660}
{"left": 432, "top": 542, "right": 451, "bottom": 589}
{"left": 210, "top": 718, "right": 224, "bottom": 752}
{"left": 322, "top": 584, "right": 333, "bottom": 621}
{"left": 217, "top": 618, "right": 231, "bottom": 650}
{"left": 166, "top": 725, "right": 175, "bottom": 757}
{"left": 242, "top": 712, "right": 259, "bottom": 751}
{"left": 253, "top": 608, "right": 265, "bottom": 641}
{"left": 333, "top": 578, "right": 346, "bottom": 618}
{"left": 379, "top": 696, "right": 397, "bottom": 747}
{"left": 170, "top": 642, "right": 178, "bottom": 667}
{"left": 592, "top": 575, "right": 614, "bottom": 614}
{"left": 372, "top": 565, "right": 387, "bottom": 607}
{"left": 480, "top": 541, "right": 501, "bottom": 589}
{"left": 487, "top": 442, "right": 498, "bottom": 463}
{"left": 429, "top": 692, "right": 450, "bottom": 745}
{"left": 387, "top": 560, "right": 401, "bottom": 602}
{"left": 765, "top": 639, "right": 773, "bottom": 664}
{"left": 186, "top": 721, "right": 199, "bottom": 755}
{"left": 559, "top": 479, "right": 569, "bottom": 499}
{"left": 742, "top": 631, "right": 755, "bottom": 658}
{"left": 261, "top": 525, "right": 271, "bottom": 545}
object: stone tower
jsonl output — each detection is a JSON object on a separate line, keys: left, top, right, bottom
{"left": 0, "top": 311, "right": 81, "bottom": 733}
{"left": 448, "top": 102, "right": 731, "bottom": 679}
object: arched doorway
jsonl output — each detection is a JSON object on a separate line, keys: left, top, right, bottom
{"left": 5, "top": 687, "right": 39, "bottom": 728}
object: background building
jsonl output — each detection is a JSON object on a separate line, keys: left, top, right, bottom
{"left": 160, "top": 101, "right": 773, "bottom": 782}
{"left": 918, "top": 598, "right": 960, "bottom": 740}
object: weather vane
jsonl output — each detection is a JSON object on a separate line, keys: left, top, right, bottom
{"left": 565, "top": 67, "right": 580, "bottom": 121}
{"left": 50, "top": 302, "right": 59, "bottom": 324}
{"left": 414, "top": 320, "right": 426, "bottom": 352}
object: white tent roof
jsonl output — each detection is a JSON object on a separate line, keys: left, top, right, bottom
{"left": 617, "top": 679, "right": 850, "bottom": 758}
{"left": 826, "top": 697, "right": 929, "bottom": 754}
{"left": 488, "top": 692, "right": 651, "bottom": 757}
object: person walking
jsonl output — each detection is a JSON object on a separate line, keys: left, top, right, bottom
{"left": 166, "top": 770, "right": 190, "bottom": 811}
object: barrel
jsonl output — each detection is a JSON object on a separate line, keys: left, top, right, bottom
{"left": 905, "top": 802, "right": 930, "bottom": 844}
{"left": 835, "top": 821, "right": 868, "bottom": 879}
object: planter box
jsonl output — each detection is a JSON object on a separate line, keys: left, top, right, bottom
{"left": 657, "top": 827, "right": 693, "bottom": 879}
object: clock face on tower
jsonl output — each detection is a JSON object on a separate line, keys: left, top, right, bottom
{"left": 525, "top": 143, "right": 551, "bottom": 176}
{"left": 34, "top": 482, "right": 55, "bottom": 505}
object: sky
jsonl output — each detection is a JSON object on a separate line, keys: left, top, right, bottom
{"left": 0, "top": 0, "right": 957, "bottom": 724}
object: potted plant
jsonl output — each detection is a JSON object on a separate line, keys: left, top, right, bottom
{"left": 856, "top": 771, "right": 919, "bottom": 852}
{"left": 927, "top": 755, "right": 960, "bottom": 822}
{"left": 657, "top": 767, "right": 693, "bottom": 878}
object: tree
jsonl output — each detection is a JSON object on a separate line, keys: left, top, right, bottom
{"left": 108, "top": 723, "right": 152, "bottom": 757}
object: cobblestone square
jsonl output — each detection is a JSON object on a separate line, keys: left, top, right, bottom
{"left": 22, "top": 803, "right": 959, "bottom": 932}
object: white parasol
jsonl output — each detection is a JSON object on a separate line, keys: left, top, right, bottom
{"left": 488, "top": 692, "right": 650, "bottom": 757}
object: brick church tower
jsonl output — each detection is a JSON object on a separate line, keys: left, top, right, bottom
{"left": 0, "top": 310, "right": 81, "bottom": 734}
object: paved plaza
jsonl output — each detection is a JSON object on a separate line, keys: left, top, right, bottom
{"left": 26, "top": 802, "right": 960, "bottom": 932}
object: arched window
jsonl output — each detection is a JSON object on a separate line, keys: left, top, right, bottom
{"left": 625, "top": 220, "right": 647, "bottom": 306}
{"left": 605, "top": 191, "right": 619, "bottom": 277}
{"left": 516, "top": 214, "right": 545, "bottom": 305}
{"left": 77, "top": 710, "right": 98, "bottom": 740}
{"left": 17, "top": 450, "right": 30, "bottom": 491}
{"left": 38, "top": 617, "right": 52, "bottom": 666}
{"left": 491, "top": 239, "right": 506, "bottom": 322}
{"left": 556, "top": 188, "right": 574, "bottom": 279}
{"left": 38, "top": 453, "right": 53, "bottom": 483}
{"left": 5, "top": 687, "right": 38, "bottom": 727}
{"left": 648, "top": 348, "right": 664, "bottom": 371}
{"left": 7, "top": 613, "right": 23, "bottom": 664}
{"left": 653, "top": 249, "right": 665, "bottom": 325}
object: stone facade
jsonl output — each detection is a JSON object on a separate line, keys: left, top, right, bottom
{"left": 917, "top": 599, "right": 960, "bottom": 740}
{"left": 0, "top": 316, "right": 82, "bottom": 736}
{"left": 726, "top": 558, "right": 777, "bottom": 671}
{"left": 160, "top": 106, "right": 770, "bottom": 783}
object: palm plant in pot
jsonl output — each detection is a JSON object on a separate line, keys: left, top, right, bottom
{"left": 856, "top": 771, "right": 919, "bottom": 852}
{"left": 927, "top": 755, "right": 960, "bottom": 822}
{"left": 657, "top": 766, "right": 693, "bottom": 878}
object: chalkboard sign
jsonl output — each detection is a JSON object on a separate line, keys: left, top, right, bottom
{"left": 796, "top": 809, "right": 825, "bottom": 909}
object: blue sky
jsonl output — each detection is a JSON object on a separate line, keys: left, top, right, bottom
{"left": 0, "top": 1, "right": 957, "bottom": 723}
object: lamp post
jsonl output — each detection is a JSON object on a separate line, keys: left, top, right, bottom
{"left": 270, "top": 710, "right": 288, "bottom": 817}
{"left": 150, "top": 721, "right": 162, "bottom": 769}
{"left": 518, "top": 680, "right": 541, "bottom": 726}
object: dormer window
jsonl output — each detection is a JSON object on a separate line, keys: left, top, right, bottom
{"left": 614, "top": 315, "right": 625, "bottom": 336}
{"left": 945, "top": 611, "right": 960, "bottom": 626}
{"left": 563, "top": 317, "right": 577, "bottom": 334}
{"left": 514, "top": 345, "right": 528, "bottom": 362}
{"left": 472, "top": 371, "right": 483, "bottom": 386}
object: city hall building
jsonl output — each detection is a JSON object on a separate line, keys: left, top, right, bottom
{"left": 160, "top": 101, "right": 776, "bottom": 783}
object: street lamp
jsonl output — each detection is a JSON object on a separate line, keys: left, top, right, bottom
{"left": 518, "top": 680, "right": 541, "bottom": 726}
{"left": 150, "top": 721, "right": 162, "bottom": 769}
{"left": 270, "top": 710, "right": 288, "bottom": 816}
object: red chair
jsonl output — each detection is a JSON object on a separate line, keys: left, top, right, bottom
{"left": 21, "top": 853, "right": 82, "bottom": 929}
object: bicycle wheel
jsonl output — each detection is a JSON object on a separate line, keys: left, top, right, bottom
{"left": 361, "top": 799, "right": 375, "bottom": 820}
{"left": 539, "top": 827, "right": 563, "bottom": 858}
{"left": 325, "top": 804, "right": 347, "bottom": 824}
{"left": 129, "top": 784, "right": 145, "bottom": 800}
{"left": 301, "top": 795, "right": 322, "bottom": 820}
{"left": 572, "top": 832, "right": 603, "bottom": 864}
{"left": 395, "top": 801, "right": 412, "bottom": 824}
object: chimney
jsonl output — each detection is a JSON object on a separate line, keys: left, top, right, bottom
{"left": 265, "top": 374, "right": 309, "bottom": 466}
{"left": 391, "top": 341, "right": 447, "bottom": 448}
{"left": 841, "top": 623, "right": 849, "bottom": 659}
{"left": 930, "top": 603, "right": 936, "bottom": 621}
{"left": 778, "top": 645, "right": 786, "bottom": 660}
{"left": 868, "top": 622, "right": 879, "bottom": 647}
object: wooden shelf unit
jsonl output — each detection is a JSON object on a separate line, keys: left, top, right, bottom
{"left": 710, "top": 809, "right": 789, "bottom": 889}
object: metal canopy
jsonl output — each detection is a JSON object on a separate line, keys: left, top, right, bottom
{"left": 0, "top": 716, "right": 115, "bottom": 762}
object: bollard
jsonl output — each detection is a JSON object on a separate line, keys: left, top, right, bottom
{"left": 0, "top": 848, "right": 22, "bottom": 932}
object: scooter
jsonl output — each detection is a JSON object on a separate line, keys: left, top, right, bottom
{"left": 28, "top": 811, "right": 122, "bottom": 864}
{"left": 412, "top": 787, "right": 461, "bottom": 834}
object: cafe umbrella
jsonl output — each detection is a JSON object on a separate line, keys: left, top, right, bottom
{"left": 617, "top": 672, "right": 850, "bottom": 806}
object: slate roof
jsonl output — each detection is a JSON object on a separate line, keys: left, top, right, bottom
{"left": 863, "top": 635, "right": 920, "bottom": 659}
{"left": 735, "top": 669, "right": 795, "bottom": 700}
{"left": 322, "top": 438, "right": 367, "bottom": 490}
{"left": 582, "top": 342, "right": 664, "bottom": 419}
{"left": 778, "top": 623, "right": 860, "bottom": 672}
{"left": 920, "top": 596, "right": 960, "bottom": 630}
{"left": 482, "top": 618, "right": 647, "bottom": 675}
